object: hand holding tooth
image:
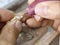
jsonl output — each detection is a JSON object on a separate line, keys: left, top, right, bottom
{"left": 26, "top": 1, "right": 60, "bottom": 32}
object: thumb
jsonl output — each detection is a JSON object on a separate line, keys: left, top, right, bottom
{"left": 0, "top": 20, "right": 22, "bottom": 44}
{"left": 0, "top": 9, "right": 14, "bottom": 22}
{"left": 35, "top": 1, "right": 60, "bottom": 20}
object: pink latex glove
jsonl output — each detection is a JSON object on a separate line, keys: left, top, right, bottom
{"left": 27, "top": 0, "right": 59, "bottom": 15}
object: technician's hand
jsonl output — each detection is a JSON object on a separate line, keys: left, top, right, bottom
{"left": 26, "top": 1, "right": 60, "bottom": 32}
{"left": 0, "top": 9, "right": 22, "bottom": 45}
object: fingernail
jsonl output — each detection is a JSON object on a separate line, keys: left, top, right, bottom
{"left": 8, "top": 20, "right": 22, "bottom": 32}
{"left": 40, "top": 6, "right": 48, "bottom": 16}
{"left": 35, "top": 5, "right": 49, "bottom": 17}
{"left": 34, "top": 15, "right": 42, "bottom": 21}
{"left": 15, "top": 20, "right": 22, "bottom": 32}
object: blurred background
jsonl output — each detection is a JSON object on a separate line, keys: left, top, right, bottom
{"left": 0, "top": 0, "right": 28, "bottom": 12}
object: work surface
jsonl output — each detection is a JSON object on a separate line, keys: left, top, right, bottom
{"left": 16, "top": 26, "right": 58, "bottom": 45}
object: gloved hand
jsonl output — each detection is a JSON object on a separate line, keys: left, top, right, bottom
{"left": 26, "top": 0, "right": 60, "bottom": 32}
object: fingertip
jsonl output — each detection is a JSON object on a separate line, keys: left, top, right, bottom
{"left": 1, "top": 20, "right": 22, "bottom": 37}
{"left": 34, "top": 2, "right": 48, "bottom": 18}
{"left": 28, "top": 0, "right": 35, "bottom": 5}
{"left": 8, "top": 20, "right": 22, "bottom": 32}
{"left": 35, "top": 1, "right": 60, "bottom": 20}
{"left": 15, "top": 20, "right": 22, "bottom": 32}
{"left": 26, "top": 18, "right": 41, "bottom": 28}
{"left": 34, "top": 15, "right": 43, "bottom": 21}
{"left": 0, "top": 9, "right": 14, "bottom": 22}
